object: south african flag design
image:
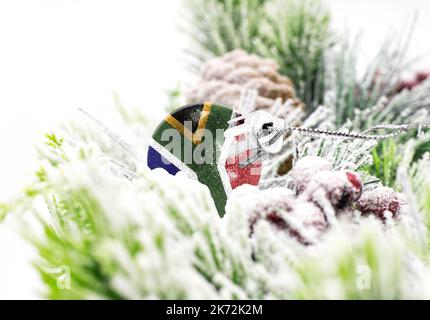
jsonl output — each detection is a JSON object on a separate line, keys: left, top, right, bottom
{"left": 147, "top": 102, "right": 261, "bottom": 217}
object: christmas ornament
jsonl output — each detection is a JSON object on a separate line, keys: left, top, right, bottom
{"left": 147, "top": 102, "right": 262, "bottom": 216}
{"left": 148, "top": 103, "right": 429, "bottom": 217}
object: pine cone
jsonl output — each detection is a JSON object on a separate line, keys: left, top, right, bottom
{"left": 187, "top": 49, "right": 298, "bottom": 110}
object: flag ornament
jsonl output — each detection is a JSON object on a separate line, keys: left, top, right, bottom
{"left": 147, "top": 102, "right": 262, "bottom": 216}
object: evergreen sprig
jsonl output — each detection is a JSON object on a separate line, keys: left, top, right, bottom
{"left": 184, "top": 0, "right": 332, "bottom": 111}
{"left": 183, "top": 0, "right": 269, "bottom": 68}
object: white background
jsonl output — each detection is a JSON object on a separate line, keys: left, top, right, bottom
{"left": 0, "top": 0, "right": 429, "bottom": 299}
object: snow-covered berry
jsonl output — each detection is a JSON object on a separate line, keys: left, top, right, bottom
{"left": 262, "top": 202, "right": 326, "bottom": 245}
{"left": 291, "top": 156, "right": 332, "bottom": 192}
{"left": 244, "top": 187, "right": 327, "bottom": 245}
{"left": 396, "top": 70, "right": 430, "bottom": 92}
{"left": 236, "top": 186, "right": 295, "bottom": 215}
{"left": 303, "top": 170, "right": 363, "bottom": 210}
{"left": 356, "top": 186, "right": 406, "bottom": 221}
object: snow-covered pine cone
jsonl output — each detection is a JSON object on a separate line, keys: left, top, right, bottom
{"left": 187, "top": 49, "right": 300, "bottom": 111}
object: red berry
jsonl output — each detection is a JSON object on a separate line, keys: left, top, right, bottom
{"left": 415, "top": 71, "right": 430, "bottom": 82}
{"left": 291, "top": 156, "right": 332, "bottom": 192}
{"left": 244, "top": 187, "right": 327, "bottom": 245}
{"left": 396, "top": 71, "right": 430, "bottom": 92}
{"left": 356, "top": 186, "right": 405, "bottom": 221}
{"left": 346, "top": 171, "right": 362, "bottom": 190}
{"left": 303, "top": 170, "right": 363, "bottom": 210}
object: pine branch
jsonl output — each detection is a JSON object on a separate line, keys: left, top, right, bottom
{"left": 256, "top": 0, "right": 331, "bottom": 111}
{"left": 183, "top": 0, "right": 332, "bottom": 112}
{"left": 365, "top": 140, "right": 401, "bottom": 188}
{"left": 326, "top": 19, "right": 422, "bottom": 128}
{"left": 1, "top": 97, "right": 427, "bottom": 299}
{"left": 183, "top": 0, "right": 269, "bottom": 69}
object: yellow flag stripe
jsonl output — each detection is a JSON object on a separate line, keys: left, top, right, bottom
{"left": 192, "top": 101, "right": 212, "bottom": 144}
{"left": 165, "top": 102, "right": 213, "bottom": 145}
{"left": 164, "top": 114, "right": 194, "bottom": 142}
